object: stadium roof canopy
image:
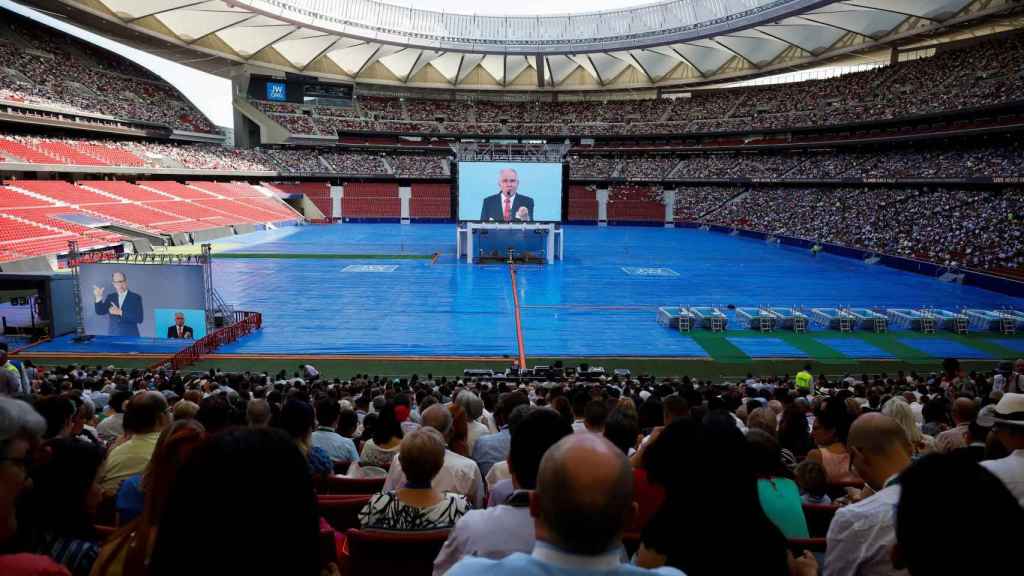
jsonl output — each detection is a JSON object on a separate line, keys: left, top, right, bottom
{"left": 21, "top": 0, "right": 1021, "bottom": 90}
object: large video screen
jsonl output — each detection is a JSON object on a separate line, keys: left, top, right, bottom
{"left": 79, "top": 264, "right": 207, "bottom": 340}
{"left": 266, "top": 81, "right": 287, "bottom": 101}
{"left": 458, "top": 162, "right": 562, "bottom": 222}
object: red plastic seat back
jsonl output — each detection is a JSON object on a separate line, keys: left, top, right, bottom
{"left": 345, "top": 528, "right": 450, "bottom": 576}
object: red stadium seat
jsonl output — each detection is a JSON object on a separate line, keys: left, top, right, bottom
{"left": 343, "top": 528, "right": 449, "bottom": 576}
{"left": 314, "top": 475, "right": 386, "bottom": 495}
{"left": 318, "top": 495, "right": 371, "bottom": 534}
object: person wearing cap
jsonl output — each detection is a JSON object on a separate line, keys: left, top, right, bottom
{"left": 980, "top": 392, "right": 1024, "bottom": 506}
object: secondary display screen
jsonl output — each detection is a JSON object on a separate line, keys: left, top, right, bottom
{"left": 458, "top": 162, "right": 562, "bottom": 222}
{"left": 265, "top": 81, "right": 287, "bottom": 101}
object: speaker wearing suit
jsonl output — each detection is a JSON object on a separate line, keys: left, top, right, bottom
{"left": 92, "top": 271, "right": 144, "bottom": 337}
{"left": 479, "top": 167, "right": 534, "bottom": 222}
{"left": 167, "top": 324, "right": 194, "bottom": 339}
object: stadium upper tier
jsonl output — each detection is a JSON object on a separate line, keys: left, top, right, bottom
{"left": 1, "top": 134, "right": 1022, "bottom": 180}
{"left": 20, "top": 0, "right": 1018, "bottom": 90}
{"left": 0, "top": 10, "right": 217, "bottom": 135}
{"left": 247, "top": 29, "right": 1024, "bottom": 137}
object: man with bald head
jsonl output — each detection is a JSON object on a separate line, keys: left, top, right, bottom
{"left": 824, "top": 413, "right": 911, "bottom": 576}
{"left": 447, "top": 433, "right": 682, "bottom": 576}
{"left": 479, "top": 168, "right": 534, "bottom": 222}
{"left": 384, "top": 403, "right": 484, "bottom": 508}
{"left": 99, "top": 391, "right": 169, "bottom": 494}
{"left": 934, "top": 397, "right": 976, "bottom": 453}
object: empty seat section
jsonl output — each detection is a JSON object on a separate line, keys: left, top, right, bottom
{"left": 246, "top": 197, "right": 299, "bottom": 219}
{"left": 410, "top": 198, "right": 450, "bottom": 219}
{"left": 568, "top": 200, "right": 598, "bottom": 221}
{"left": 7, "top": 208, "right": 104, "bottom": 237}
{"left": 146, "top": 200, "right": 228, "bottom": 222}
{"left": 341, "top": 198, "right": 401, "bottom": 218}
{"left": 0, "top": 139, "right": 61, "bottom": 163}
{"left": 84, "top": 203, "right": 184, "bottom": 228}
{"left": 0, "top": 216, "right": 67, "bottom": 243}
{"left": 137, "top": 181, "right": 214, "bottom": 200}
{"left": 193, "top": 199, "right": 282, "bottom": 222}
{"left": 272, "top": 182, "right": 331, "bottom": 216}
{"left": 411, "top": 183, "right": 450, "bottom": 198}
{"left": 0, "top": 186, "right": 53, "bottom": 209}
{"left": 35, "top": 142, "right": 107, "bottom": 166}
{"left": 344, "top": 183, "right": 399, "bottom": 198}
{"left": 607, "top": 201, "right": 664, "bottom": 222}
{"left": 11, "top": 181, "right": 115, "bottom": 205}
{"left": 81, "top": 181, "right": 168, "bottom": 202}
{"left": 187, "top": 181, "right": 260, "bottom": 198}
{"left": 568, "top": 185, "right": 595, "bottom": 199}
{"left": 79, "top": 145, "right": 145, "bottom": 167}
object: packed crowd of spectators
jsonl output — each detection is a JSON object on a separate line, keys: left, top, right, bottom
{"left": 706, "top": 186, "right": 1024, "bottom": 272}
{"left": 1, "top": 353, "right": 1022, "bottom": 576}
{"left": 673, "top": 186, "right": 743, "bottom": 220}
{"left": 319, "top": 151, "right": 391, "bottom": 175}
{"left": 390, "top": 154, "right": 448, "bottom": 177}
{"left": 247, "top": 31, "right": 1024, "bottom": 138}
{"left": 0, "top": 17, "right": 216, "bottom": 133}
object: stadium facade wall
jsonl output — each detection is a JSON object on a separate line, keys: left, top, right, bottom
{"left": 704, "top": 225, "right": 1024, "bottom": 298}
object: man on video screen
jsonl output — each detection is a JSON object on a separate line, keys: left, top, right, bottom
{"left": 93, "top": 271, "right": 143, "bottom": 337}
{"left": 480, "top": 168, "right": 534, "bottom": 222}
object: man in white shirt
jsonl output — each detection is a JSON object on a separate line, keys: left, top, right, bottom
{"left": 457, "top": 391, "right": 489, "bottom": 456}
{"left": 434, "top": 408, "right": 572, "bottom": 575}
{"left": 385, "top": 404, "right": 484, "bottom": 508}
{"left": 825, "top": 413, "right": 911, "bottom": 576}
{"left": 980, "top": 392, "right": 1024, "bottom": 506}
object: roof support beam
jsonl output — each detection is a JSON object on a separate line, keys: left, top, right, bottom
{"left": 186, "top": 15, "right": 257, "bottom": 46}
{"left": 127, "top": 1, "right": 210, "bottom": 23}
{"left": 795, "top": 15, "right": 877, "bottom": 39}
{"left": 843, "top": 3, "right": 940, "bottom": 22}
{"left": 300, "top": 37, "right": 343, "bottom": 71}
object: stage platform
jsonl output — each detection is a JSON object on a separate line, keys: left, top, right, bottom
{"left": 14, "top": 224, "right": 1024, "bottom": 364}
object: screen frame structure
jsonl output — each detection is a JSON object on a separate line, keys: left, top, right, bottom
{"left": 456, "top": 161, "right": 565, "bottom": 223}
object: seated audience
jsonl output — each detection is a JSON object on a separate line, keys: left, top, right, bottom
{"left": 312, "top": 397, "right": 359, "bottom": 464}
{"left": 980, "top": 392, "right": 1024, "bottom": 505}
{"left": 472, "top": 392, "right": 529, "bottom": 478}
{"left": 807, "top": 398, "right": 862, "bottom": 486}
{"left": 0, "top": 397, "right": 70, "bottom": 575}
{"left": 934, "top": 397, "right": 975, "bottom": 453}
{"left": 19, "top": 437, "right": 105, "bottom": 576}
{"left": 824, "top": 414, "right": 912, "bottom": 576}
{"left": 794, "top": 460, "right": 831, "bottom": 505}
{"left": 360, "top": 427, "right": 470, "bottom": 531}
{"left": 278, "top": 399, "right": 333, "bottom": 478}
{"left": 99, "top": 392, "right": 168, "bottom": 495}
{"left": 637, "top": 416, "right": 791, "bottom": 575}
{"left": 359, "top": 402, "right": 403, "bottom": 470}
{"left": 447, "top": 433, "right": 683, "bottom": 576}
{"left": 747, "top": 429, "right": 809, "bottom": 539}
{"left": 149, "top": 428, "right": 325, "bottom": 576}
{"left": 434, "top": 408, "right": 572, "bottom": 575}
{"left": 384, "top": 405, "right": 484, "bottom": 508}
{"left": 881, "top": 397, "right": 935, "bottom": 456}
{"left": 894, "top": 454, "right": 1023, "bottom": 575}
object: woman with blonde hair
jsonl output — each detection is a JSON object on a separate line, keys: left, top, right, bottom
{"left": 882, "top": 396, "right": 935, "bottom": 456}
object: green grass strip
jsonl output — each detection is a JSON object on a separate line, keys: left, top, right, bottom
{"left": 688, "top": 332, "right": 751, "bottom": 363}
{"left": 213, "top": 252, "right": 433, "bottom": 260}
{"left": 854, "top": 332, "right": 937, "bottom": 363}
{"left": 773, "top": 332, "right": 849, "bottom": 363}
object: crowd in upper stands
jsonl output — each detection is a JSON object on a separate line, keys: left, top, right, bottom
{"left": 245, "top": 31, "right": 1024, "bottom": 138}
{"left": 706, "top": 186, "right": 1024, "bottom": 272}
{"left": 1, "top": 352, "right": 1022, "bottom": 576}
{"left": 0, "top": 14, "right": 215, "bottom": 134}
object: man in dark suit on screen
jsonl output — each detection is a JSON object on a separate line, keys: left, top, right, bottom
{"left": 479, "top": 168, "right": 534, "bottom": 222}
{"left": 93, "top": 271, "right": 143, "bottom": 337}
{"left": 166, "top": 311, "right": 194, "bottom": 339}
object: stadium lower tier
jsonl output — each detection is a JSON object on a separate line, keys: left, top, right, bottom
{"left": 0, "top": 180, "right": 301, "bottom": 261}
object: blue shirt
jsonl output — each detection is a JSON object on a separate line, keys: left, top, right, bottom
{"left": 447, "top": 541, "right": 685, "bottom": 576}
{"left": 471, "top": 428, "right": 510, "bottom": 478}
{"left": 312, "top": 427, "right": 360, "bottom": 463}
{"left": 115, "top": 474, "right": 145, "bottom": 524}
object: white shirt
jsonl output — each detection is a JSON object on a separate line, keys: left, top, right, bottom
{"left": 572, "top": 420, "right": 587, "bottom": 434}
{"left": 485, "top": 460, "right": 512, "bottom": 489}
{"left": 481, "top": 409, "right": 498, "bottom": 434}
{"left": 981, "top": 449, "right": 1024, "bottom": 507}
{"left": 467, "top": 420, "right": 489, "bottom": 456}
{"left": 385, "top": 448, "right": 485, "bottom": 509}
{"left": 433, "top": 503, "right": 534, "bottom": 576}
{"left": 117, "top": 290, "right": 127, "bottom": 309}
{"left": 824, "top": 481, "right": 908, "bottom": 576}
